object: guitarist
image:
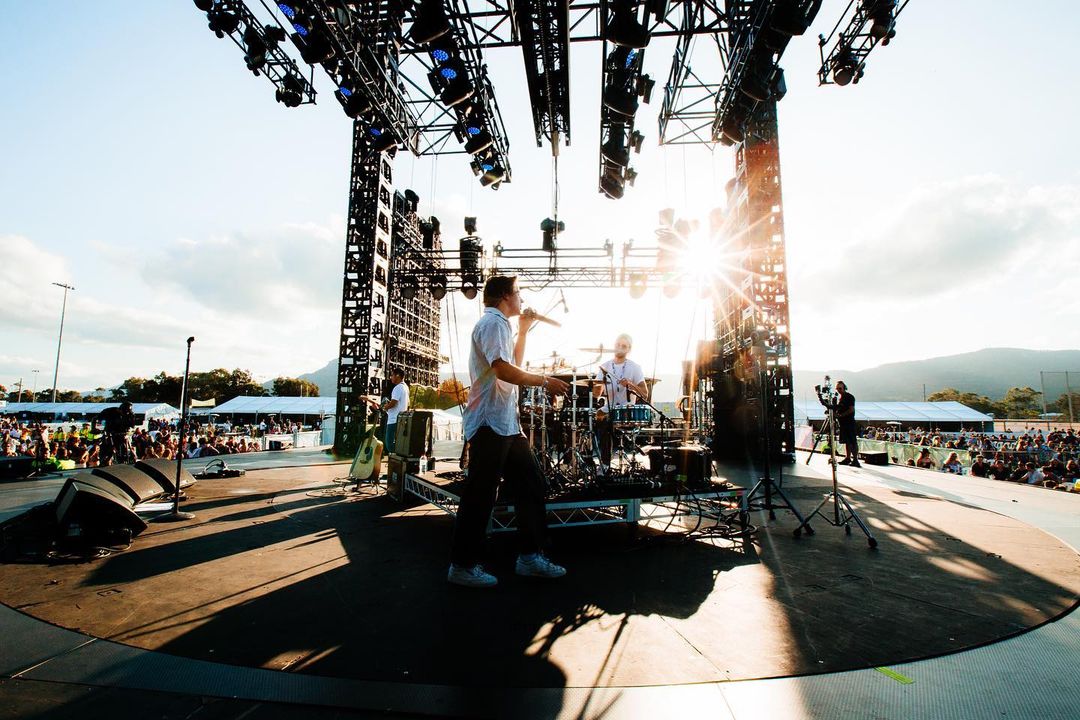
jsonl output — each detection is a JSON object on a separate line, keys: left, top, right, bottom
{"left": 381, "top": 368, "right": 409, "bottom": 455}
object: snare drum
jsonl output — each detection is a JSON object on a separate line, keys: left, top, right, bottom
{"left": 611, "top": 404, "right": 652, "bottom": 426}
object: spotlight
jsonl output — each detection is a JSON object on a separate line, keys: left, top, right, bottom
{"left": 460, "top": 237, "right": 483, "bottom": 272}
{"left": 464, "top": 129, "right": 493, "bottom": 155}
{"left": 410, "top": 0, "right": 452, "bottom": 44}
{"left": 430, "top": 274, "right": 448, "bottom": 300}
{"left": 741, "top": 52, "right": 781, "bottom": 103}
{"left": 628, "top": 273, "right": 646, "bottom": 299}
{"left": 368, "top": 126, "right": 398, "bottom": 153}
{"left": 864, "top": 0, "right": 897, "bottom": 44}
{"left": 606, "top": 1, "right": 652, "bottom": 49}
{"left": 637, "top": 75, "right": 655, "bottom": 104}
{"left": 336, "top": 85, "right": 372, "bottom": 118}
{"left": 207, "top": 5, "right": 241, "bottom": 38}
{"left": 461, "top": 275, "right": 480, "bottom": 300}
{"left": 296, "top": 30, "right": 335, "bottom": 65}
{"left": 464, "top": 217, "right": 477, "bottom": 235}
{"left": 401, "top": 280, "right": 417, "bottom": 301}
{"left": 275, "top": 73, "right": 304, "bottom": 107}
{"left": 440, "top": 77, "right": 475, "bottom": 107}
{"left": 831, "top": 50, "right": 864, "bottom": 86}
{"left": 421, "top": 218, "right": 441, "bottom": 248}
{"left": 599, "top": 162, "right": 626, "bottom": 199}
{"left": 404, "top": 189, "right": 420, "bottom": 213}
{"left": 540, "top": 218, "right": 565, "bottom": 252}
{"left": 601, "top": 124, "right": 630, "bottom": 167}
{"left": 480, "top": 165, "right": 505, "bottom": 187}
{"left": 243, "top": 26, "right": 268, "bottom": 73}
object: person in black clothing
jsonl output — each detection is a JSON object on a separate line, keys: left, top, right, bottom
{"left": 834, "top": 381, "right": 860, "bottom": 468}
{"left": 99, "top": 401, "right": 138, "bottom": 464}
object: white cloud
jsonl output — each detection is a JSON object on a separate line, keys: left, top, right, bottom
{"left": 142, "top": 218, "right": 345, "bottom": 317}
{"left": 795, "top": 176, "right": 1080, "bottom": 308}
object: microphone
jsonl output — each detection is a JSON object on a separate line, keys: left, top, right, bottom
{"left": 522, "top": 308, "right": 561, "bottom": 327}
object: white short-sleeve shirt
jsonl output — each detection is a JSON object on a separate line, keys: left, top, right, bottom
{"left": 463, "top": 307, "right": 521, "bottom": 440}
{"left": 595, "top": 358, "right": 646, "bottom": 406}
{"left": 387, "top": 381, "right": 409, "bottom": 424}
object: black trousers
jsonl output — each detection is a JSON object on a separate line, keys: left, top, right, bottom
{"left": 595, "top": 417, "right": 613, "bottom": 464}
{"left": 449, "top": 427, "right": 549, "bottom": 568}
{"left": 839, "top": 423, "right": 858, "bottom": 454}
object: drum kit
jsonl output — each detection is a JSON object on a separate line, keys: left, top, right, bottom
{"left": 521, "top": 346, "right": 684, "bottom": 493}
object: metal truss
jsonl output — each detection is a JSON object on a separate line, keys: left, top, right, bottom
{"left": 196, "top": 0, "right": 317, "bottom": 105}
{"left": 387, "top": 191, "right": 444, "bottom": 389}
{"left": 512, "top": 1, "right": 572, "bottom": 147}
{"left": 334, "top": 132, "right": 394, "bottom": 456}
{"left": 438, "top": 1, "right": 728, "bottom": 49}
{"left": 818, "top": 0, "right": 912, "bottom": 86}
{"left": 398, "top": 0, "right": 513, "bottom": 175}
{"left": 656, "top": 2, "right": 725, "bottom": 145}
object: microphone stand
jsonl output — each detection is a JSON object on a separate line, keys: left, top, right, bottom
{"left": 155, "top": 336, "right": 196, "bottom": 522}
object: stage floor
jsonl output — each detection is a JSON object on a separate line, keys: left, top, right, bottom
{"left": 2, "top": 454, "right": 1078, "bottom": 695}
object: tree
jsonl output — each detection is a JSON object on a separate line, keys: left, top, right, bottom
{"left": 437, "top": 378, "right": 468, "bottom": 407}
{"left": 0, "top": 383, "right": 6, "bottom": 396}
{"left": 272, "top": 377, "right": 320, "bottom": 397}
{"left": 39, "top": 388, "right": 82, "bottom": 402}
{"left": 1048, "top": 392, "right": 1080, "bottom": 418}
{"left": 111, "top": 377, "right": 149, "bottom": 402}
{"left": 410, "top": 385, "right": 439, "bottom": 409}
{"left": 1001, "top": 386, "right": 1043, "bottom": 418}
{"left": 926, "top": 388, "right": 1001, "bottom": 416}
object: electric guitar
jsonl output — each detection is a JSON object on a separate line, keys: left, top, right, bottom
{"left": 350, "top": 419, "right": 384, "bottom": 482}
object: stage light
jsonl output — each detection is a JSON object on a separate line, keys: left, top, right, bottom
{"left": 410, "top": 0, "right": 451, "bottom": 44}
{"left": 629, "top": 273, "right": 646, "bottom": 299}
{"left": 606, "top": 1, "right": 652, "bottom": 49}
{"left": 275, "top": 73, "right": 304, "bottom": 107}
{"left": 541, "top": 218, "right": 565, "bottom": 252}
{"left": 601, "top": 124, "right": 630, "bottom": 167}
{"left": 741, "top": 52, "right": 783, "bottom": 103}
{"left": 763, "top": 0, "right": 824, "bottom": 51}
{"left": 431, "top": 48, "right": 450, "bottom": 63}
{"left": 430, "top": 275, "right": 448, "bottom": 300}
{"left": 864, "top": 0, "right": 897, "bottom": 43}
{"left": 461, "top": 276, "right": 479, "bottom": 300}
{"left": 441, "top": 79, "right": 475, "bottom": 107}
{"left": 603, "top": 85, "right": 639, "bottom": 117}
{"left": 207, "top": 5, "right": 241, "bottom": 38}
{"left": 465, "top": 129, "right": 493, "bottom": 155}
{"left": 277, "top": 2, "right": 298, "bottom": 20}
{"left": 401, "top": 280, "right": 417, "bottom": 301}
{"left": 600, "top": 173, "right": 624, "bottom": 199}
{"left": 194, "top": 0, "right": 214, "bottom": 12}
{"left": 630, "top": 130, "right": 645, "bottom": 153}
{"left": 831, "top": 50, "right": 864, "bottom": 86}
{"left": 460, "top": 237, "right": 483, "bottom": 272}
{"left": 370, "top": 127, "right": 398, "bottom": 153}
{"left": 421, "top": 217, "right": 440, "bottom": 248}
{"left": 464, "top": 217, "right": 478, "bottom": 234}
{"left": 336, "top": 84, "right": 372, "bottom": 118}
{"left": 480, "top": 166, "right": 505, "bottom": 187}
{"left": 243, "top": 26, "right": 268, "bottom": 73}
{"left": 637, "top": 75, "right": 655, "bottom": 104}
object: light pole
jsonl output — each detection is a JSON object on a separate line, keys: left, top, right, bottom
{"left": 31, "top": 369, "right": 40, "bottom": 402}
{"left": 51, "top": 282, "right": 75, "bottom": 403}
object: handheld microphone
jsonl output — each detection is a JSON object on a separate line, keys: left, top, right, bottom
{"left": 523, "top": 309, "right": 561, "bottom": 327}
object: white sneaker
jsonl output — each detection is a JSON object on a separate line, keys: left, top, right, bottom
{"left": 515, "top": 554, "right": 567, "bottom": 579}
{"left": 447, "top": 564, "right": 498, "bottom": 588}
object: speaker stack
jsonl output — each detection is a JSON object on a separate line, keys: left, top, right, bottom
{"left": 53, "top": 460, "right": 197, "bottom": 545}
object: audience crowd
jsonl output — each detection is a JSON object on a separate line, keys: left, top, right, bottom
{"left": 858, "top": 425, "right": 1080, "bottom": 491}
{"left": 0, "top": 414, "right": 312, "bottom": 470}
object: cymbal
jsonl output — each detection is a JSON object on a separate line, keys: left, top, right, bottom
{"left": 571, "top": 379, "right": 601, "bottom": 387}
{"left": 579, "top": 346, "right": 614, "bottom": 353}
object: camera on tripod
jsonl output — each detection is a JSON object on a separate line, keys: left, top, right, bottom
{"left": 814, "top": 375, "right": 837, "bottom": 408}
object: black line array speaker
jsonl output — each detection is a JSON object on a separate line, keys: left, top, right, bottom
{"left": 54, "top": 473, "right": 148, "bottom": 541}
{"left": 394, "top": 410, "right": 432, "bottom": 460}
{"left": 91, "top": 465, "right": 166, "bottom": 504}
{"left": 135, "top": 458, "right": 197, "bottom": 494}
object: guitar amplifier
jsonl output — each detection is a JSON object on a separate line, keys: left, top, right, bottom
{"left": 387, "top": 454, "right": 421, "bottom": 501}
{"left": 394, "top": 410, "right": 432, "bottom": 460}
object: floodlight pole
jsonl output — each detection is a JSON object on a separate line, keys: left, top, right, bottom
{"left": 51, "top": 282, "right": 74, "bottom": 402}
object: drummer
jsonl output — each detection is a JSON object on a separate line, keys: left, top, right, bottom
{"left": 593, "top": 333, "right": 649, "bottom": 467}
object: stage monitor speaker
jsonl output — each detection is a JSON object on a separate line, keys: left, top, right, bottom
{"left": 91, "top": 465, "right": 166, "bottom": 504}
{"left": 0, "top": 456, "right": 35, "bottom": 481}
{"left": 386, "top": 454, "right": 421, "bottom": 502}
{"left": 394, "top": 411, "right": 432, "bottom": 460}
{"left": 644, "top": 444, "right": 712, "bottom": 488}
{"left": 135, "top": 458, "right": 197, "bottom": 494}
{"left": 859, "top": 450, "right": 889, "bottom": 466}
{"left": 54, "top": 474, "right": 148, "bottom": 541}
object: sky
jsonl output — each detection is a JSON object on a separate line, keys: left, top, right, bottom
{"left": 2, "top": 1, "right": 1079, "bottom": 400}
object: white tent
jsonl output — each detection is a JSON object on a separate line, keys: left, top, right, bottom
{"left": 211, "top": 396, "right": 337, "bottom": 416}
{"left": 794, "top": 400, "right": 992, "bottom": 428}
{"left": 0, "top": 402, "right": 180, "bottom": 420}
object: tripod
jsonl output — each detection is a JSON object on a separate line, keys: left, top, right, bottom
{"left": 794, "top": 400, "right": 877, "bottom": 548}
{"left": 744, "top": 366, "right": 811, "bottom": 531}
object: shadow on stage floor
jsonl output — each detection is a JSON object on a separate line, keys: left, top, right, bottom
{"left": 1, "top": 457, "right": 1078, "bottom": 719}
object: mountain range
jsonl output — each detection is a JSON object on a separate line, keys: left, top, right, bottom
{"left": 295, "top": 348, "right": 1080, "bottom": 403}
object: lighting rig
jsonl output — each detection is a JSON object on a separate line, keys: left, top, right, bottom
{"left": 193, "top": 0, "right": 917, "bottom": 460}
{"left": 193, "top": 0, "right": 316, "bottom": 107}
{"left": 818, "top": 0, "right": 911, "bottom": 86}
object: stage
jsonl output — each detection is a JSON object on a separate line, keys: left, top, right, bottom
{"left": 1, "top": 449, "right": 1078, "bottom": 718}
